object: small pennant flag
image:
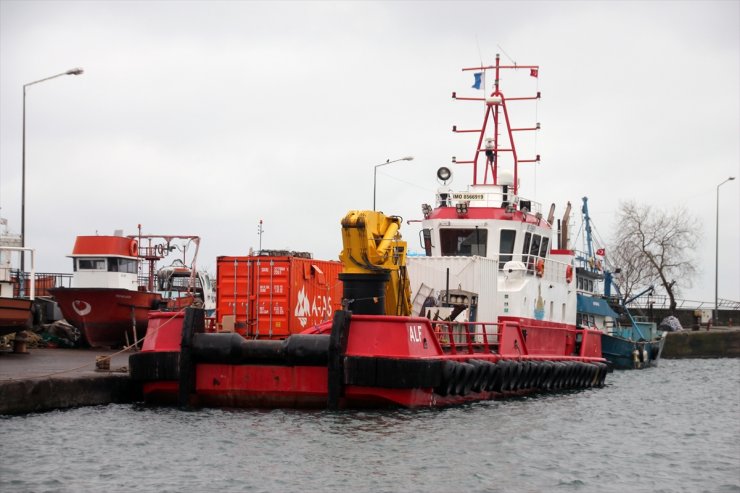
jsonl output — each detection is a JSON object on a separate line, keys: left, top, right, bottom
{"left": 596, "top": 248, "right": 605, "bottom": 256}
{"left": 472, "top": 72, "right": 483, "bottom": 90}
{"left": 530, "top": 68, "right": 539, "bottom": 78}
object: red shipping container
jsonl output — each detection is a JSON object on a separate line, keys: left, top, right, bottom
{"left": 216, "top": 255, "right": 343, "bottom": 339}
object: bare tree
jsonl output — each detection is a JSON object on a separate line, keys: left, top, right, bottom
{"left": 611, "top": 201, "right": 700, "bottom": 313}
{"left": 607, "top": 239, "right": 653, "bottom": 300}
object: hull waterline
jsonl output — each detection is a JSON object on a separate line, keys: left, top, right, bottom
{"left": 601, "top": 333, "right": 666, "bottom": 370}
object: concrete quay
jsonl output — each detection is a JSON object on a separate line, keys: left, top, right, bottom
{"left": 662, "top": 326, "right": 740, "bottom": 359}
{"left": 0, "top": 348, "right": 136, "bottom": 415}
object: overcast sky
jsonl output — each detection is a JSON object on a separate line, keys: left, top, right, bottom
{"left": 1, "top": 0, "right": 738, "bottom": 303}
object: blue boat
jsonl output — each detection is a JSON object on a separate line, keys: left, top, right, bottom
{"left": 575, "top": 198, "right": 666, "bottom": 370}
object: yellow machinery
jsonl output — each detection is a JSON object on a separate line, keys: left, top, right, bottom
{"left": 339, "top": 211, "right": 412, "bottom": 316}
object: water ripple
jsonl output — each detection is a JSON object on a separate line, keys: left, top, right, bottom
{"left": 0, "top": 359, "right": 738, "bottom": 492}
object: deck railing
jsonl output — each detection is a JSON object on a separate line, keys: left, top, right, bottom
{"left": 5, "top": 270, "right": 73, "bottom": 297}
{"left": 624, "top": 293, "right": 740, "bottom": 311}
{"left": 430, "top": 320, "right": 500, "bottom": 354}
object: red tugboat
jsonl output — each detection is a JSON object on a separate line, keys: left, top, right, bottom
{"left": 130, "top": 56, "right": 608, "bottom": 408}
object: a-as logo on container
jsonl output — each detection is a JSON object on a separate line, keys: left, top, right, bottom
{"left": 294, "top": 286, "right": 311, "bottom": 327}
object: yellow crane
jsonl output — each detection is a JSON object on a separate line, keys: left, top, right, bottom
{"left": 338, "top": 211, "right": 412, "bottom": 316}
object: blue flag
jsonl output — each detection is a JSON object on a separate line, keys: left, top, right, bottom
{"left": 472, "top": 72, "right": 482, "bottom": 90}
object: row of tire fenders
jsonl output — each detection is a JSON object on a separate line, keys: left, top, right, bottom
{"left": 434, "top": 359, "right": 609, "bottom": 397}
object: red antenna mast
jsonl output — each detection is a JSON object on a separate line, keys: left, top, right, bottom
{"left": 451, "top": 53, "right": 540, "bottom": 195}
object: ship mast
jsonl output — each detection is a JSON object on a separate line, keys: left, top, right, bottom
{"left": 452, "top": 53, "right": 540, "bottom": 195}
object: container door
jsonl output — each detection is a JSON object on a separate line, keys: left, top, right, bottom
{"left": 289, "top": 258, "right": 344, "bottom": 333}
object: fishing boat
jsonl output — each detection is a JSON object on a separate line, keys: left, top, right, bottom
{"left": 50, "top": 232, "right": 214, "bottom": 348}
{"left": 130, "top": 56, "right": 609, "bottom": 409}
{"left": 0, "top": 246, "right": 34, "bottom": 338}
{"left": 0, "top": 219, "right": 35, "bottom": 339}
{"left": 575, "top": 197, "right": 665, "bottom": 369}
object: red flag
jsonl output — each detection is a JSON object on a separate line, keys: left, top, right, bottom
{"left": 530, "top": 68, "right": 539, "bottom": 78}
{"left": 596, "top": 248, "right": 605, "bottom": 256}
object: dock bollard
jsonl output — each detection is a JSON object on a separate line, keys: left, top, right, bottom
{"left": 12, "top": 331, "right": 29, "bottom": 354}
{"left": 95, "top": 355, "right": 111, "bottom": 371}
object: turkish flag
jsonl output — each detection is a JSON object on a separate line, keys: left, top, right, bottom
{"left": 596, "top": 248, "right": 605, "bottom": 256}
{"left": 530, "top": 68, "right": 539, "bottom": 78}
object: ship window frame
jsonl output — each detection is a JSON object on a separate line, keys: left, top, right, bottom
{"left": 107, "top": 257, "right": 137, "bottom": 274}
{"left": 522, "top": 232, "right": 532, "bottom": 256}
{"left": 498, "top": 229, "right": 517, "bottom": 268}
{"left": 77, "top": 258, "right": 106, "bottom": 271}
{"left": 439, "top": 227, "right": 488, "bottom": 257}
{"left": 421, "top": 228, "right": 433, "bottom": 256}
{"left": 529, "top": 234, "right": 541, "bottom": 258}
{"left": 539, "top": 236, "right": 550, "bottom": 258}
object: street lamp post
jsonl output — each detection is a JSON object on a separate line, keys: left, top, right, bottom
{"left": 373, "top": 156, "right": 414, "bottom": 211}
{"left": 21, "top": 68, "right": 84, "bottom": 273}
{"left": 715, "top": 176, "right": 736, "bottom": 324}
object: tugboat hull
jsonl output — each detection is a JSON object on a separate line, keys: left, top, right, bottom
{"left": 130, "top": 308, "right": 608, "bottom": 409}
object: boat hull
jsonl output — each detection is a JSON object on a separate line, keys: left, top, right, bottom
{"left": 49, "top": 287, "right": 161, "bottom": 347}
{"left": 601, "top": 333, "right": 666, "bottom": 370}
{"left": 130, "top": 308, "right": 609, "bottom": 409}
{"left": 0, "top": 298, "right": 33, "bottom": 337}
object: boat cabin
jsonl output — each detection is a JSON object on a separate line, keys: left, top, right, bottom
{"left": 407, "top": 169, "right": 576, "bottom": 328}
{"left": 157, "top": 261, "right": 216, "bottom": 313}
{"left": 69, "top": 236, "right": 140, "bottom": 290}
{"left": 574, "top": 267, "right": 618, "bottom": 331}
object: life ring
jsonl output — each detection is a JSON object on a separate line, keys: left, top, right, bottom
{"left": 129, "top": 240, "right": 138, "bottom": 257}
{"left": 565, "top": 265, "right": 573, "bottom": 283}
{"left": 535, "top": 259, "right": 545, "bottom": 277}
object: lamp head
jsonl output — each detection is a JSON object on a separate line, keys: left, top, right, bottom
{"left": 66, "top": 68, "right": 84, "bottom": 76}
{"left": 402, "top": 156, "right": 414, "bottom": 161}
{"left": 437, "top": 166, "right": 452, "bottom": 184}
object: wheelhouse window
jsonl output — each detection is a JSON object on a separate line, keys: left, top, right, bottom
{"left": 107, "top": 257, "right": 137, "bottom": 273}
{"left": 440, "top": 228, "right": 487, "bottom": 257}
{"left": 577, "top": 277, "right": 594, "bottom": 293}
{"left": 499, "top": 229, "right": 516, "bottom": 268}
{"left": 76, "top": 258, "right": 106, "bottom": 271}
{"left": 523, "top": 232, "right": 545, "bottom": 273}
{"left": 529, "top": 234, "right": 541, "bottom": 258}
{"left": 539, "top": 237, "right": 550, "bottom": 258}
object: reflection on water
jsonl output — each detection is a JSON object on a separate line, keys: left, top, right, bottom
{"left": 1, "top": 359, "right": 739, "bottom": 493}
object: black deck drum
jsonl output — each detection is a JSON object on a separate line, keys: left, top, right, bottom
{"left": 338, "top": 272, "right": 390, "bottom": 315}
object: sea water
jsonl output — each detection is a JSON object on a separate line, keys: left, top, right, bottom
{"left": 1, "top": 359, "right": 738, "bottom": 493}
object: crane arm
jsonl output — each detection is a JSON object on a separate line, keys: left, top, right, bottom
{"left": 339, "top": 210, "right": 411, "bottom": 316}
